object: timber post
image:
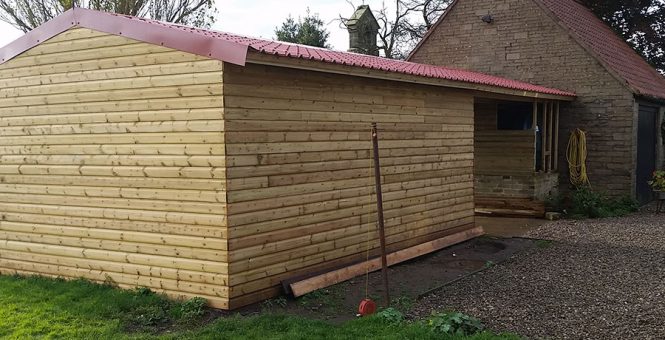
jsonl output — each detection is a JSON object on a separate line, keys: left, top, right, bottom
{"left": 371, "top": 122, "right": 390, "bottom": 306}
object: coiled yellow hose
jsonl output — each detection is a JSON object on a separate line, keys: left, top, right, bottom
{"left": 566, "top": 128, "right": 590, "bottom": 187}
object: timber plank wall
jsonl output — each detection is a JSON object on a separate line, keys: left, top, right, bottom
{"left": 222, "top": 63, "right": 476, "bottom": 308}
{"left": 0, "top": 28, "right": 230, "bottom": 308}
{"left": 0, "top": 26, "right": 478, "bottom": 309}
{"left": 474, "top": 101, "right": 534, "bottom": 175}
{"left": 474, "top": 101, "right": 536, "bottom": 199}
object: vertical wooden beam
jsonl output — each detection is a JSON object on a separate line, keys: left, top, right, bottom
{"left": 533, "top": 101, "right": 538, "bottom": 171}
{"left": 552, "top": 101, "right": 560, "bottom": 171}
{"left": 532, "top": 101, "right": 538, "bottom": 132}
{"left": 548, "top": 102, "right": 554, "bottom": 172}
{"left": 541, "top": 102, "right": 547, "bottom": 172}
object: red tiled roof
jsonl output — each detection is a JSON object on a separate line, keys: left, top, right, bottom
{"left": 536, "top": 0, "right": 665, "bottom": 100}
{"left": 0, "top": 8, "right": 575, "bottom": 98}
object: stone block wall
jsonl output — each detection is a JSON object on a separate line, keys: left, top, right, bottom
{"left": 410, "top": 0, "right": 636, "bottom": 196}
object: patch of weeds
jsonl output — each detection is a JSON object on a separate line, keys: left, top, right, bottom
{"left": 376, "top": 307, "right": 403, "bottom": 324}
{"left": 127, "top": 303, "right": 171, "bottom": 329}
{"left": 135, "top": 286, "right": 153, "bottom": 296}
{"left": 535, "top": 239, "right": 553, "bottom": 248}
{"left": 298, "top": 289, "right": 328, "bottom": 308}
{"left": 392, "top": 295, "right": 415, "bottom": 313}
{"left": 484, "top": 260, "right": 496, "bottom": 268}
{"left": 427, "top": 311, "right": 485, "bottom": 336}
{"left": 122, "top": 287, "right": 208, "bottom": 332}
{"left": 262, "top": 296, "right": 288, "bottom": 309}
{"left": 544, "top": 188, "right": 638, "bottom": 219}
{"left": 566, "top": 187, "right": 638, "bottom": 219}
{"left": 174, "top": 297, "right": 207, "bottom": 323}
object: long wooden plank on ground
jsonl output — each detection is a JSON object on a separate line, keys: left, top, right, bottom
{"left": 288, "top": 226, "right": 484, "bottom": 297}
{"left": 474, "top": 208, "right": 542, "bottom": 218}
{"left": 475, "top": 196, "right": 546, "bottom": 217}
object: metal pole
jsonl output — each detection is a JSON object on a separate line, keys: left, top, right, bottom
{"left": 371, "top": 122, "right": 390, "bottom": 306}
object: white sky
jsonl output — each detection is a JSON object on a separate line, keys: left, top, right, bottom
{"left": 0, "top": 0, "right": 392, "bottom": 51}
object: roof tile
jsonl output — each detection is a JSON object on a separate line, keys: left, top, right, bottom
{"left": 537, "top": 0, "right": 665, "bottom": 100}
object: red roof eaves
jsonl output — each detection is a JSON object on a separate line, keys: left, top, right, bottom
{"left": 0, "top": 7, "right": 249, "bottom": 66}
{"left": 0, "top": 7, "right": 575, "bottom": 99}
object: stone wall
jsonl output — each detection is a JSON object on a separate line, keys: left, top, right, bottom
{"left": 475, "top": 174, "right": 534, "bottom": 198}
{"left": 410, "top": 0, "right": 636, "bottom": 196}
{"left": 534, "top": 172, "right": 559, "bottom": 200}
{"left": 475, "top": 172, "right": 558, "bottom": 200}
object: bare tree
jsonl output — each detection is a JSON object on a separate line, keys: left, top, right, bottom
{"left": 401, "top": 0, "right": 451, "bottom": 40}
{"left": 148, "top": 0, "right": 216, "bottom": 28}
{"left": 340, "top": 0, "right": 452, "bottom": 59}
{"left": 0, "top": 0, "right": 217, "bottom": 32}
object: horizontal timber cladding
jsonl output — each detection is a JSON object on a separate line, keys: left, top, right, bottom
{"left": 0, "top": 28, "right": 230, "bottom": 308}
{"left": 474, "top": 101, "right": 536, "bottom": 201}
{"left": 222, "top": 62, "right": 476, "bottom": 308}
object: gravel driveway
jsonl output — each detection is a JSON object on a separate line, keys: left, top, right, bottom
{"left": 409, "top": 212, "right": 665, "bottom": 339}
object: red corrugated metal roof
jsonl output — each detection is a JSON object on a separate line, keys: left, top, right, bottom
{"left": 0, "top": 8, "right": 575, "bottom": 98}
{"left": 535, "top": 0, "right": 665, "bottom": 100}
{"left": 215, "top": 31, "right": 576, "bottom": 97}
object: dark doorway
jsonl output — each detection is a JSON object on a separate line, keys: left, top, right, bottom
{"left": 636, "top": 105, "right": 659, "bottom": 205}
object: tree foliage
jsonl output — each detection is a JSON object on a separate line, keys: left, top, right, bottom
{"left": 581, "top": 0, "right": 664, "bottom": 73}
{"left": 0, "top": 0, "right": 217, "bottom": 32}
{"left": 275, "top": 9, "right": 330, "bottom": 48}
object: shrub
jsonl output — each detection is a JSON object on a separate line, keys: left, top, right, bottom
{"left": 544, "top": 188, "right": 638, "bottom": 219}
{"left": 569, "top": 187, "right": 638, "bottom": 218}
{"left": 427, "top": 311, "right": 484, "bottom": 336}
{"left": 648, "top": 170, "right": 665, "bottom": 191}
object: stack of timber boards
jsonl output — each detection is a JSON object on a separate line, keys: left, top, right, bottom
{"left": 222, "top": 63, "right": 477, "bottom": 308}
{"left": 0, "top": 28, "right": 230, "bottom": 308}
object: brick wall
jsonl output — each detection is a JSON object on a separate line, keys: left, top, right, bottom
{"left": 410, "top": 0, "right": 636, "bottom": 196}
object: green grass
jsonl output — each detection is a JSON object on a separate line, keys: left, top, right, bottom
{"left": 0, "top": 275, "right": 519, "bottom": 339}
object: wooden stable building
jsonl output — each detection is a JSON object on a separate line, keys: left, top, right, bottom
{"left": 0, "top": 8, "right": 573, "bottom": 309}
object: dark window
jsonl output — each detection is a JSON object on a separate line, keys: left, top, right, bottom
{"left": 497, "top": 102, "right": 533, "bottom": 130}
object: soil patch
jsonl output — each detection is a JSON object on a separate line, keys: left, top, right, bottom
{"left": 254, "top": 236, "right": 537, "bottom": 323}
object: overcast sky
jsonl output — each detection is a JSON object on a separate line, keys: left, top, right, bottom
{"left": 0, "top": 0, "right": 391, "bottom": 51}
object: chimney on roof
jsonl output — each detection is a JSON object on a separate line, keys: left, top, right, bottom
{"left": 346, "top": 5, "right": 379, "bottom": 56}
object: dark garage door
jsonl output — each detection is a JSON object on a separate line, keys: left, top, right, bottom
{"left": 636, "top": 105, "right": 659, "bottom": 205}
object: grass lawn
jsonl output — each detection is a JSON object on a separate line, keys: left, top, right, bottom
{"left": 0, "top": 275, "right": 518, "bottom": 339}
